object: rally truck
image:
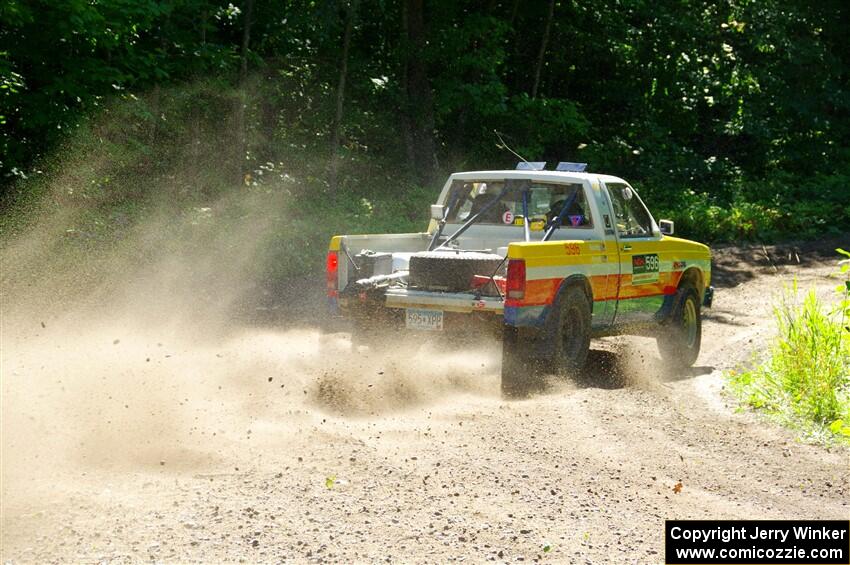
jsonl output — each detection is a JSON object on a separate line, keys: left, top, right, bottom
{"left": 326, "top": 162, "right": 713, "bottom": 396}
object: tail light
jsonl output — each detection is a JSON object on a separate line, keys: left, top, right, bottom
{"left": 326, "top": 250, "right": 339, "bottom": 297}
{"left": 506, "top": 259, "right": 526, "bottom": 301}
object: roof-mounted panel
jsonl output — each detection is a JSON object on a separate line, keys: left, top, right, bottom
{"left": 515, "top": 161, "right": 547, "bottom": 171}
{"left": 555, "top": 162, "right": 588, "bottom": 172}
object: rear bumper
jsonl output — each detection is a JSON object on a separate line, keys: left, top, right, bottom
{"left": 383, "top": 288, "right": 504, "bottom": 314}
{"left": 338, "top": 289, "right": 502, "bottom": 339}
{"left": 382, "top": 289, "right": 551, "bottom": 332}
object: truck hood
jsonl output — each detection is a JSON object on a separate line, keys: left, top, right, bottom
{"left": 659, "top": 235, "right": 711, "bottom": 259}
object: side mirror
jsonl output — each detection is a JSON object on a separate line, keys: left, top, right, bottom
{"left": 430, "top": 204, "right": 446, "bottom": 221}
{"left": 659, "top": 219, "right": 674, "bottom": 235}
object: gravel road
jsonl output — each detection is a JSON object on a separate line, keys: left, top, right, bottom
{"left": 2, "top": 243, "right": 848, "bottom": 564}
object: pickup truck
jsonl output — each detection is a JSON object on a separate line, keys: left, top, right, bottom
{"left": 326, "top": 162, "right": 713, "bottom": 397}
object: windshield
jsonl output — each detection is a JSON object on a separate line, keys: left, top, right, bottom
{"left": 445, "top": 180, "right": 593, "bottom": 229}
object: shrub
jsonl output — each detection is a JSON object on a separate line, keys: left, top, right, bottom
{"left": 728, "top": 255, "right": 850, "bottom": 443}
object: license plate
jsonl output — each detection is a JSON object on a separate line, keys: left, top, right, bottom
{"left": 405, "top": 308, "right": 443, "bottom": 331}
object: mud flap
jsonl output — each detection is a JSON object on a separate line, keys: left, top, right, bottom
{"left": 501, "top": 326, "right": 547, "bottom": 397}
{"left": 702, "top": 285, "right": 714, "bottom": 308}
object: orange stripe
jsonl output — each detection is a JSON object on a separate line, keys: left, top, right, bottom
{"left": 515, "top": 271, "right": 684, "bottom": 307}
{"left": 523, "top": 278, "right": 561, "bottom": 305}
{"left": 617, "top": 270, "right": 682, "bottom": 299}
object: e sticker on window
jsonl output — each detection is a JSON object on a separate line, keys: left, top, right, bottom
{"left": 502, "top": 210, "right": 514, "bottom": 224}
{"left": 632, "top": 254, "right": 659, "bottom": 284}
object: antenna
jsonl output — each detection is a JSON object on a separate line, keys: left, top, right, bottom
{"left": 494, "top": 130, "right": 531, "bottom": 165}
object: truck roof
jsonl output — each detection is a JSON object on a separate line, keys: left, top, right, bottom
{"left": 449, "top": 170, "right": 629, "bottom": 185}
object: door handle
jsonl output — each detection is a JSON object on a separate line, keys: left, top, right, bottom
{"left": 622, "top": 244, "right": 632, "bottom": 251}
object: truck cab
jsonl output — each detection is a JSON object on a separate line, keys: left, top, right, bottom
{"left": 327, "top": 163, "right": 713, "bottom": 396}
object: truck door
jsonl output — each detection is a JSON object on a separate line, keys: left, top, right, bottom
{"left": 586, "top": 180, "right": 618, "bottom": 329}
{"left": 603, "top": 181, "right": 665, "bottom": 326}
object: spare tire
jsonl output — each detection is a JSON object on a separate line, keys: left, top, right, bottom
{"left": 409, "top": 250, "right": 504, "bottom": 292}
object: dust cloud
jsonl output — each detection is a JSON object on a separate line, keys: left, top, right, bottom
{"left": 0, "top": 177, "right": 502, "bottom": 537}
{"left": 1, "top": 147, "right": 666, "bottom": 558}
{"left": 3, "top": 156, "right": 846, "bottom": 561}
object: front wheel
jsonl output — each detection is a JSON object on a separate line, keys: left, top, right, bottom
{"left": 656, "top": 286, "right": 702, "bottom": 369}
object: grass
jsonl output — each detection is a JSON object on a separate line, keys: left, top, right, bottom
{"left": 728, "top": 261, "right": 850, "bottom": 444}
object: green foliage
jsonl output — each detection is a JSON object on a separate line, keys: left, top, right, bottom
{"left": 2, "top": 0, "right": 850, "bottom": 243}
{"left": 728, "top": 268, "right": 850, "bottom": 443}
{"left": 0, "top": 0, "right": 240, "bottom": 183}
{"left": 654, "top": 189, "right": 850, "bottom": 243}
{"left": 0, "top": 80, "right": 432, "bottom": 287}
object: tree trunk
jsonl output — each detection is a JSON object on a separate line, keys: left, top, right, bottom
{"left": 403, "top": 0, "right": 437, "bottom": 184}
{"left": 509, "top": 0, "right": 520, "bottom": 28}
{"left": 145, "top": 14, "right": 170, "bottom": 179}
{"left": 531, "top": 0, "right": 555, "bottom": 99}
{"left": 239, "top": 0, "right": 253, "bottom": 86}
{"left": 193, "top": 10, "right": 208, "bottom": 171}
{"left": 399, "top": 78, "right": 417, "bottom": 170}
{"left": 235, "top": 0, "right": 254, "bottom": 185}
{"left": 329, "top": 0, "right": 359, "bottom": 191}
{"left": 399, "top": 13, "right": 417, "bottom": 170}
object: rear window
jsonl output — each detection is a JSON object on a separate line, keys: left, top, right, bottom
{"left": 446, "top": 180, "right": 592, "bottom": 228}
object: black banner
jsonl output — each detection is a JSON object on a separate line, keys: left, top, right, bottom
{"left": 665, "top": 520, "right": 849, "bottom": 564}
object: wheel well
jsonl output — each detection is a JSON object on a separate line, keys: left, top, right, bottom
{"left": 679, "top": 267, "right": 704, "bottom": 297}
{"left": 557, "top": 275, "right": 593, "bottom": 311}
{"left": 542, "top": 275, "right": 594, "bottom": 338}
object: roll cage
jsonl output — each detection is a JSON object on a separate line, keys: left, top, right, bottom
{"left": 428, "top": 179, "right": 585, "bottom": 251}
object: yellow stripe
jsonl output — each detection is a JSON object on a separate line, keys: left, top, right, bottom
{"left": 507, "top": 240, "right": 617, "bottom": 267}
{"left": 329, "top": 236, "right": 342, "bottom": 251}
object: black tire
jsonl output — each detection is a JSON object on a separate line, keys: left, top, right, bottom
{"left": 349, "top": 308, "right": 403, "bottom": 349}
{"left": 349, "top": 315, "right": 382, "bottom": 349}
{"left": 409, "top": 251, "right": 504, "bottom": 292}
{"left": 500, "top": 326, "right": 544, "bottom": 398}
{"left": 552, "top": 285, "right": 592, "bottom": 377}
{"left": 657, "top": 286, "right": 702, "bottom": 369}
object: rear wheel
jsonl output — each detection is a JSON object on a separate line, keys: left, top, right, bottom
{"left": 350, "top": 315, "right": 382, "bottom": 349}
{"left": 349, "top": 307, "right": 403, "bottom": 350}
{"left": 552, "top": 285, "right": 592, "bottom": 377}
{"left": 657, "top": 286, "right": 702, "bottom": 369}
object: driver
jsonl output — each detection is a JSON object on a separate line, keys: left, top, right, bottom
{"left": 547, "top": 190, "right": 586, "bottom": 227}
{"left": 469, "top": 182, "right": 509, "bottom": 223}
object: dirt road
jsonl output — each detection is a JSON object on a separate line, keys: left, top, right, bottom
{"left": 2, "top": 245, "right": 848, "bottom": 563}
